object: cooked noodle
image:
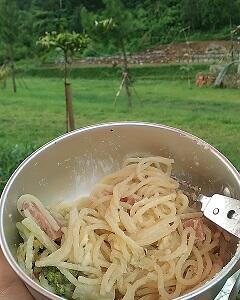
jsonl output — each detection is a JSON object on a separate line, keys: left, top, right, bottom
{"left": 16, "top": 156, "right": 224, "bottom": 300}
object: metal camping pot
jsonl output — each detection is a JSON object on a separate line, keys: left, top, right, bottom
{"left": 0, "top": 122, "right": 240, "bottom": 300}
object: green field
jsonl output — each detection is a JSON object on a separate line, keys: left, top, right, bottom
{"left": 0, "top": 76, "right": 239, "bottom": 192}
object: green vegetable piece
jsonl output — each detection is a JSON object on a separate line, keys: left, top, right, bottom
{"left": 42, "top": 267, "right": 78, "bottom": 299}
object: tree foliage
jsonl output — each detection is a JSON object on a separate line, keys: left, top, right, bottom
{"left": 0, "top": 0, "right": 19, "bottom": 47}
{"left": 181, "top": 0, "right": 240, "bottom": 30}
{"left": 0, "top": 0, "right": 19, "bottom": 92}
{"left": 38, "top": 32, "right": 89, "bottom": 64}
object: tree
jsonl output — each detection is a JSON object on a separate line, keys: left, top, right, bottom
{"left": 181, "top": 0, "right": 240, "bottom": 31}
{"left": 81, "top": 0, "right": 138, "bottom": 108}
{"left": 0, "top": 0, "right": 19, "bottom": 93}
{"left": 38, "top": 32, "right": 89, "bottom": 132}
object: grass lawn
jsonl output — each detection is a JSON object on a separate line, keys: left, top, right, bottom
{"left": 0, "top": 76, "right": 239, "bottom": 191}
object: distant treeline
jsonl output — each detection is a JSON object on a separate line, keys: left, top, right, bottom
{"left": 0, "top": 0, "right": 240, "bottom": 62}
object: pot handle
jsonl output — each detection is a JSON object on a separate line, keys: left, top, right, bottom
{"left": 228, "top": 273, "right": 240, "bottom": 300}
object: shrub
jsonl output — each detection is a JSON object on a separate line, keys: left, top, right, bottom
{"left": 0, "top": 144, "right": 37, "bottom": 194}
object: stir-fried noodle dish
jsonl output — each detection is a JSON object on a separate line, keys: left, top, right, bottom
{"left": 16, "top": 156, "right": 225, "bottom": 300}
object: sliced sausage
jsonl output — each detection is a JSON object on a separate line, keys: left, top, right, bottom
{"left": 18, "top": 194, "right": 62, "bottom": 240}
{"left": 183, "top": 218, "right": 205, "bottom": 242}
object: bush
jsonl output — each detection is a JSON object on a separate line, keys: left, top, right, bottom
{"left": 82, "top": 48, "right": 98, "bottom": 57}
{"left": 0, "top": 144, "right": 37, "bottom": 194}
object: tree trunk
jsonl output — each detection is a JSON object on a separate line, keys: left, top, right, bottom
{"left": 64, "top": 82, "right": 75, "bottom": 131}
{"left": 9, "top": 46, "right": 16, "bottom": 93}
{"left": 120, "top": 39, "right": 132, "bottom": 108}
{"left": 63, "top": 53, "right": 75, "bottom": 132}
{"left": 64, "top": 58, "right": 69, "bottom": 132}
{"left": 64, "top": 83, "right": 69, "bottom": 132}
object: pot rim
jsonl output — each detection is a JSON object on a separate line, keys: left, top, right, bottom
{"left": 1, "top": 121, "right": 240, "bottom": 300}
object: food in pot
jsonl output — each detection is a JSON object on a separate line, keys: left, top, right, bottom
{"left": 16, "top": 156, "right": 224, "bottom": 299}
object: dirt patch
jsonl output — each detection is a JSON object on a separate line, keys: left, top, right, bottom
{"left": 72, "top": 40, "right": 237, "bottom": 66}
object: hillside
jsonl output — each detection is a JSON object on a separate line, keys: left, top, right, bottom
{"left": 1, "top": 0, "right": 240, "bottom": 63}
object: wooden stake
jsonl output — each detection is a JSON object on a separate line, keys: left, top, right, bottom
{"left": 120, "top": 39, "right": 132, "bottom": 108}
